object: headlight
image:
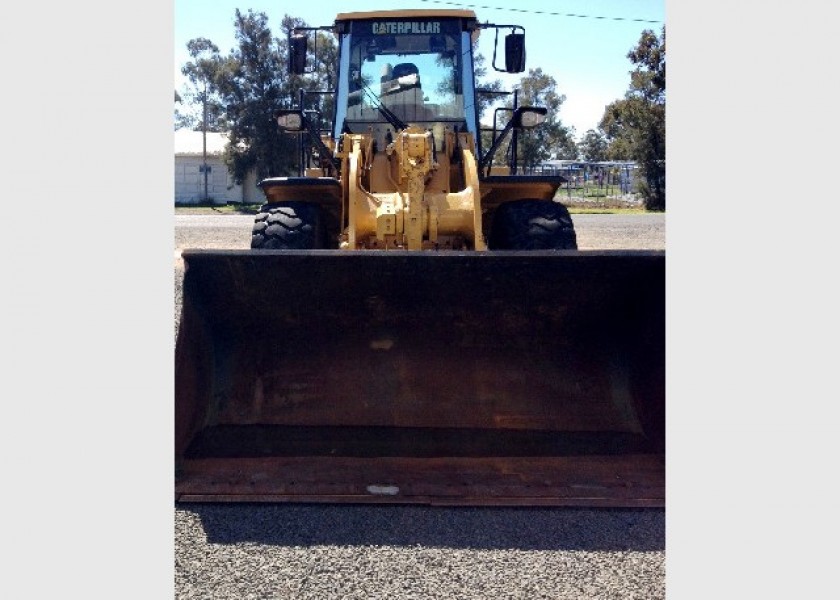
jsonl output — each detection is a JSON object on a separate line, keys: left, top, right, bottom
{"left": 516, "top": 107, "right": 547, "bottom": 128}
{"left": 276, "top": 111, "right": 305, "bottom": 131}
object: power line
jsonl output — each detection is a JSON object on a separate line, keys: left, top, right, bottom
{"left": 417, "top": 0, "right": 663, "bottom": 24}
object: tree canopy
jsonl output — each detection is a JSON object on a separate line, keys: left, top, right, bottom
{"left": 579, "top": 129, "right": 609, "bottom": 162}
{"left": 178, "top": 38, "right": 227, "bottom": 133}
{"left": 216, "top": 11, "right": 301, "bottom": 182}
{"left": 515, "top": 68, "right": 577, "bottom": 166}
{"left": 176, "top": 11, "right": 339, "bottom": 183}
{"left": 599, "top": 26, "right": 666, "bottom": 210}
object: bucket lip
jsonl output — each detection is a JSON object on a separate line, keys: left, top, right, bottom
{"left": 179, "top": 248, "right": 666, "bottom": 259}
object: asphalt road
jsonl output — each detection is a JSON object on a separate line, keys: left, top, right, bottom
{"left": 174, "top": 213, "right": 666, "bottom": 599}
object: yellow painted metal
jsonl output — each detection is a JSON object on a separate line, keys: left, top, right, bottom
{"left": 394, "top": 127, "right": 433, "bottom": 250}
{"left": 346, "top": 139, "right": 363, "bottom": 249}
{"left": 339, "top": 125, "right": 484, "bottom": 250}
{"left": 375, "top": 205, "right": 397, "bottom": 239}
{"left": 462, "top": 147, "right": 486, "bottom": 250}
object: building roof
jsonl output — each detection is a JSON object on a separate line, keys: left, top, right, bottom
{"left": 174, "top": 129, "right": 230, "bottom": 156}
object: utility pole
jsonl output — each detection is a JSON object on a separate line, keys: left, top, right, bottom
{"left": 202, "top": 85, "right": 209, "bottom": 203}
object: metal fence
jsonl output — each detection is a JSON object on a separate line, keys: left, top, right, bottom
{"left": 525, "top": 161, "right": 640, "bottom": 200}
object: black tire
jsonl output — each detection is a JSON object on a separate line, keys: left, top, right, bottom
{"left": 488, "top": 199, "right": 578, "bottom": 250}
{"left": 250, "top": 202, "right": 327, "bottom": 250}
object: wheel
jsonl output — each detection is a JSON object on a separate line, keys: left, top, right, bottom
{"left": 251, "top": 202, "right": 327, "bottom": 249}
{"left": 488, "top": 199, "right": 578, "bottom": 250}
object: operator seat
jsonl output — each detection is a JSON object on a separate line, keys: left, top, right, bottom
{"left": 391, "top": 63, "right": 420, "bottom": 88}
{"left": 381, "top": 62, "right": 425, "bottom": 122}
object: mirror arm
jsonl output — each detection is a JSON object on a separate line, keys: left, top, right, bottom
{"left": 478, "top": 23, "right": 526, "bottom": 73}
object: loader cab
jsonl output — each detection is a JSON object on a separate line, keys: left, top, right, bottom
{"left": 332, "top": 14, "right": 479, "bottom": 147}
{"left": 286, "top": 10, "right": 533, "bottom": 174}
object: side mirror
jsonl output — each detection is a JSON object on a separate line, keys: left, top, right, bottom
{"left": 276, "top": 109, "right": 306, "bottom": 132}
{"left": 505, "top": 33, "right": 526, "bottom": 73}
{"left": 289, "top": 33, "right": 307, "bottom": 74}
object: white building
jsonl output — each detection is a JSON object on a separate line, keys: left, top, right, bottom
{"left": 174, "top": 129, "right": 259, "bottom": 204}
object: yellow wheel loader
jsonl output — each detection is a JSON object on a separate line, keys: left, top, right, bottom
{"left": 175, "top": 9, "right": 665, "bottom": 506}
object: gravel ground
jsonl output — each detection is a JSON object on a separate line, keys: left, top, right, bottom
{"left": 174, "top": 213, "right": 666, "bottom": 599}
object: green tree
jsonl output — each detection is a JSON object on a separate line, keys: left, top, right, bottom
{"left": 206, "top": 11, "right": 339, "bottom": 183}
{"left": 514, "top": 68, "right": 577, "bottom": 168}
{"left": 600, "top": 27, "right": 665, "bottom": 210}
{"left": 174, "top": 90, "right": 192, "bottom": 131}
{"left": 213, "top": 10, "right": 303, "bottom": 183}
{"left": 579, "top": 129, "right": 608, "bottom": 162}
{"left": 178, "top": 38, "right": 227, "bottom": 132}
{"left": 179, "top": 39, "right": 229, "bottom": 202}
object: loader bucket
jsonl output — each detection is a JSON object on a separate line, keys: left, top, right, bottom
{"left": 175, "top": 250, "right": 664, "bottom": 507}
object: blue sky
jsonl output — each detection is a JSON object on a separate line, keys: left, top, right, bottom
{"left": 175, "top": 0, "right": 665, "bottom": 139}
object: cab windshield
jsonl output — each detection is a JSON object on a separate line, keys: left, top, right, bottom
{"left": 340, "top": 21, "right": 466, "bottom": 131}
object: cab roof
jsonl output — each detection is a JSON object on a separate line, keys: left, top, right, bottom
{"left": 335, "top": 9, "right": 477, "bottom": 24}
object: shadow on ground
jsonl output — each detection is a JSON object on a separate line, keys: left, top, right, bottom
{"left": 178, "top": 503, "right": 664, "bottom": 552}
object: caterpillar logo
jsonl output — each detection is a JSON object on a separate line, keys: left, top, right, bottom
{"left": 372, "top": 21, "right": 441, "bottom": 35}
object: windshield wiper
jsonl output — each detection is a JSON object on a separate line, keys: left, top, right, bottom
{"left": 361, "top": 83, "right": 408, "bottom": 131}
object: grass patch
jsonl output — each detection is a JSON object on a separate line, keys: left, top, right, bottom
{"left": 566, "top": 207, "right": 651, "bottom": 215}
{"left": 554, "top": 190, "right": 661, "bottom": 214}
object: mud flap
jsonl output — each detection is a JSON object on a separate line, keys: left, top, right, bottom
{"left": 175, "top": 250, "right": 664, "bottom": 506}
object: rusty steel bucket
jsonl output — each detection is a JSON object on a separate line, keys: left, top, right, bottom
{"left": 175, "top": 250, "right": 664, "bottom": 506}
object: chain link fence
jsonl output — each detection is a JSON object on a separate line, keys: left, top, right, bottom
{"left": 525, "top": 161, "right": 642, "bottom": 205}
